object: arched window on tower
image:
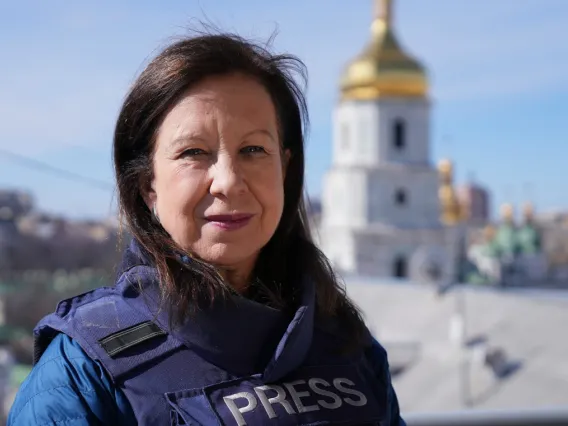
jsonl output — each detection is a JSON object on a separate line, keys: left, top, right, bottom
{"left": 394, "top": 188, "right": 408, "bottom": 206}
{"left": 393, "top": 255, "right": 408, "bottom": 278}
{"left": 393, "top": 118, "right": 406, "bottom": 150}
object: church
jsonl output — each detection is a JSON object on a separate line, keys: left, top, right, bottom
{"left": 317, "top": 0, "right": 461, "bottom": 284}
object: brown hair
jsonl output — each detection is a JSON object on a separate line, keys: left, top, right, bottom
{"left": 113, "top": 32, "right": 367, "bottom": 349}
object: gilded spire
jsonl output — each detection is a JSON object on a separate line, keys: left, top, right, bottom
{"left": 341, "top": 0, "right": 428, "bottom": 101}
{"left": 375, "top": 0, "right": 393, "bottom": 27}
{"left": 438, "top": 159, "right": 463, "bottom": 225}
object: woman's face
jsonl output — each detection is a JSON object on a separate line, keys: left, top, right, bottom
{"left": 146, "top": 73, "right": 288, "bottom": 277}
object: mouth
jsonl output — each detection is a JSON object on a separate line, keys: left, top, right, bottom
{"left": 204, "top": 213, "right": 254, "bottom": 231}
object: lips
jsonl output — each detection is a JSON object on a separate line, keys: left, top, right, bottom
{"left": 204, "top": 213, "right": 254, "bottom": 231}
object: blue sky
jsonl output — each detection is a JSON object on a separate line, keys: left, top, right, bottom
{"left": 0, "top": 0, "right": 567, "bottom": 219}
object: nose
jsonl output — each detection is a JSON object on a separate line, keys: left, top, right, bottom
{"left": 209, "top": 152, "right": 247, "bottom": 198}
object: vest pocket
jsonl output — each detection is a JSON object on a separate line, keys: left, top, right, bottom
{"left": 166, "top": 388, "right": 220, "bottom": 426}
{"left": 170, "top": 409, "right": 186, "bottom": 425}
{"left": 167, "top": 364, "right": 387, "bottom": 425}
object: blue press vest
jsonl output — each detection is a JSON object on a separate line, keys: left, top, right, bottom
{"left": 33, "top": 240, "right": 393, "bottom": 425}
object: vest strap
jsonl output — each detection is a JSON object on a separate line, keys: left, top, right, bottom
{"left": 100, "top": 321, "right": 166, "bottom": 358}
{"left": 33, "top": 282, "right": 185, "bottom": 381}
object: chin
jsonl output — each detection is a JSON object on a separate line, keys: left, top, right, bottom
{"left": 198, "top": 242, "right": 259, "bottom": 268}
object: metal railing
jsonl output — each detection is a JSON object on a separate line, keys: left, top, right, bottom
{"left": 405, "top": 408, "right": 568, "bottom": 426}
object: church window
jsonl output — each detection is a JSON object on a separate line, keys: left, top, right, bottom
{"left": 393, "top": 255, "right": 408, "bottom": 278}
{"left": 394, "top": 188, "right": 407, "bottom": 206}
{"left": 393, "top": 118, "right": 406, "bottom": 150}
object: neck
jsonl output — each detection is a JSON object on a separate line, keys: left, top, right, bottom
{"left": 219, "top": 268, "right": 252, "bottom": 293}
{"left": 217, "top": 254, "right": 258, "bottom": 294}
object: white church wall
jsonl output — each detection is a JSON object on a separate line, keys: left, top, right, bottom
{"left": 367, "top": 167, "right": 440, "bottom": 228}
{"left": 333, "top": 99, "right": 431, "bottom": 168}
{"left": 376, "top": 98, "right": 431, "bottom": 165}
{"left": 321, "top": 168, "right": 367, "bottom": 228}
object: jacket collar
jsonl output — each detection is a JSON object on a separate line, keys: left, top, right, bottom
{"left": 117, "top": 238, "right": 314, "bottom": 380}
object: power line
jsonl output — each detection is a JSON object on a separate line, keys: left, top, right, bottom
{"left": 0, "top": 147, "right": 114, "bottom": 192}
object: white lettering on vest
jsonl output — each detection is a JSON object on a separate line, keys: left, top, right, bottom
{"left": 223, "top": 376, "right": 369, "bottom": 424}
{"left": 283, "top": 380, "right": 320, "bottom": 413}
{"left": 254, "top": 384, "right": 296, "bottom": 419}
{"left": 308, "top": 378, "right": 343, "bottom": 409}
{"left": 223, "top": 392, "right": 257, "bottom": 426}
{"left": 333, "top": 378, "right": 368, "bottom": 407}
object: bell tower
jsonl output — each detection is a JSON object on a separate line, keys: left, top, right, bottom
{"left": 320, "top": 0, "right": 452, "bottom": 280}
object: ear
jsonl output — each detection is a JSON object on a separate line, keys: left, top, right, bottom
{"left": 140, "top": 174, "right": 157, "bottom": 211}
{"left": 282, "top": 149, "right": 291, "bottom": 180}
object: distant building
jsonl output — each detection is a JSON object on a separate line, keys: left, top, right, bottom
{"left": 0, "top": 190, "right": 33, "bottom": 221}
{"left": 0, "top": 193, "right": 122, "bottom": 274}
{"left": 457, "top": 182, "right": 490, "bottom": 226}
{"left": 0, "top": 190, "right": 34, "bottom": 271}
{"left": 536, "top": 213, "right": 568, "bottom": 281}
{"left": 318, "top": 0, "right": 459, "bottom": 284}
{"left": 466, "top": 203, "right": 548, "bottom": 286}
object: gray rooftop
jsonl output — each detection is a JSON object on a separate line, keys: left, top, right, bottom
{"left": 344, "top": 278, "right": 568, "bottom": 414}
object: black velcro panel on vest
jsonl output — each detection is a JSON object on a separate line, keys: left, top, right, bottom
{"left": 99, "top": 321, "right": 166, "bottom": 357}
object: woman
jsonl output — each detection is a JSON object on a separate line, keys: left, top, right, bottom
{"left": 8, "top": 33, "right": 405, "bottom": 425}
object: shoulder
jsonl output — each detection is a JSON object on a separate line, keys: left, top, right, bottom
{"left": 8, "top": 333, "right": 136, "bottom": 426}
{"left": 365, "top": 337, "right": 389, "bottom": 376}
{"left": 365, "top": 337, "right": 406, "bottom": 426}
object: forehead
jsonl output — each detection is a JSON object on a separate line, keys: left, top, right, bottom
{"left": 159, "top": 73, "right": 278, "bottom": 135}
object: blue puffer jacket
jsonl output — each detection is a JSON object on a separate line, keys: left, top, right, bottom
{"left": 8, "top": 334, "right": 403, "bottom": 425}
{"left": 7, "top": 333, "right": 137, "bottom": 425}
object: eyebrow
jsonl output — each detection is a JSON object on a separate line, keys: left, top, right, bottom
{"left": 169, "top": 134, "right": 205, "bottom": 149}
{"left": 170, "top": 129, "right": 275, "bottom": 148}
{"left": 242, "top": 129, "right": 276, "bottom": 141}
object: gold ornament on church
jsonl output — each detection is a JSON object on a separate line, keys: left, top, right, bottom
{"left": 340, "top": 0, "right": 428, "bottom": 100}
{"left": 500, "top": 203, "right": 514, "bottom": 223}
{"left": 438, "top": 159, "right": 465, "bottom": 225}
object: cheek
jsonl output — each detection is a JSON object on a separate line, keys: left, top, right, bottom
{"left": 252, "top": 163, "right": 286, "bottom": 216}
{"left": 154, "top": 163, "right": 207, "bottom": 223}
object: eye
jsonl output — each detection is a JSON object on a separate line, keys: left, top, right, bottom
{"left": 240, "top": 146, "right": 267, "bottom": 155}
{"left": 181, "top": 148, "right": 207, "bottom": 157}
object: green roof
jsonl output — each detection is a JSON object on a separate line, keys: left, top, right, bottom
{"left": 474, "top": 221, "right": 543, "bottom": 262}
{"left": 517, "top": 224, "right": 542, "bottom": 254}
{"left": 493, "top": 223, "right": 520, "bottom": 256}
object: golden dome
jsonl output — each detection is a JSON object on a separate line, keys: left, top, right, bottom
{"left": 340, "top": 0, "right": 428, "bottom": 101}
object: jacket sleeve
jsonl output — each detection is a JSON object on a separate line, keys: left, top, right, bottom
{"left": 7, "top": 333, "right": 137, "bottom": 426}
{"left": 367, "top": 337, "right": 407, "bottom": 426}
